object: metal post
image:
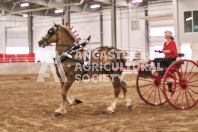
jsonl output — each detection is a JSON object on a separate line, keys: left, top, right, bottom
{"left": 173, "top": 0, "right": 180, "bottom": 52}
{"left": 5, "top": 27, "right": 7, "bottom": 54}
{"left": 111, "top": 0, "right": 117, "bottom": 48}
{"left": 128, "top": 6, "right": 131, "bottom": 52}
{"left": 28, "top": 12, "right": 33, "bottom": 53}
{"left": 100, "top": 13, "right": 103, "bottom": 46}
{"left": 145, "top": 3, "right": 149, "bottom": 59}
{"left": 63, "top": 0, "right": 71, "bottom": 27}
{"left": 120, "top": 8, "right": 122, "bottom": 49}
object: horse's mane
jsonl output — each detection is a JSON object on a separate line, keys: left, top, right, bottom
{"left": 60, "top": 26, "right": 78, "bottom": 42}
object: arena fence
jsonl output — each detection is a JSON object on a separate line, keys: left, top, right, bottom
{"left": 0, "top": 53, "right": 35, "bottom": 63}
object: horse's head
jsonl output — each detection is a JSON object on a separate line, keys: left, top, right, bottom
{"left": 38, "top": 23, "right": 60, "bottom": 48}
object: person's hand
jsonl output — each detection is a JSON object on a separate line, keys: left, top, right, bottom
{"left": 154, "top": 50, "right": 163, "bottom": 53}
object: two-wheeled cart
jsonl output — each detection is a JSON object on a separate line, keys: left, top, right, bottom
{"left": 114, "top": 51, "right": 198, "bottom": 109}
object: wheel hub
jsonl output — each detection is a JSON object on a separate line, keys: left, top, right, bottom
{"left": 154, "top": 79, "right": 161, "bottom": 86}
{"left": 181, "top": 80, "right": 187, "bottom": 89}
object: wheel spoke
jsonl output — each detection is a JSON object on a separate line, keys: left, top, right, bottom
{"left": 147, "top": 87, "right": 155, "bottom": 101}
{"left": 139, "top": 83, "right": 154, "bottom": 88}
{"left": 187, "top": 86, "right": 198, "bottom": 95}
{"left": 181, "top": 90, "right": 184, "bottom": 107}
{"left": 186, "top": 88, "right": 196, "bottom": 103}
{"left": 185, "top": 90, "right": 190, "bottom": 107}
{"left": 186, "top": 65, "right": 195, "bottom": 80}
{"left": 174, "top": 89, "right": 182, "bottom": 105}
{"left": 165, "top": 81, "right": 179, "bottom": 85}
{"left": 159, "top": 85, "right": 164, "bottom": 94}
{"left": 142, "top": 84, "right": 154, "bottom": 96}
{"left": 166, "top": 71, "right": 180, "bottom": 82}
{"left": 154, "top": 86, "right": 157, "bottom": 103}
{"left": 157, "top": 86, "right": 162, "bottom": 104}
{"left": 175, "top": 85, "right": 182, "bottom": 93}
{"left": 188, "top": 84, "right": 198, "bottom": 87}
{"left": 188, "top": 79, "right": 198, "bottom": 84}
{"left": 180, "top": 62, "right": 184, "bottom": 80}
{"left": 187, "top": 72, "right": 198, "bottom": 82}
{"left": 184, "top": 61, "right": 188, "bottom": 80}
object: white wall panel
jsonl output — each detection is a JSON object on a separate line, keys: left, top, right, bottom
{"left": 149, "top": 19, "right": 174, "bottom": 27}
{"left": 148, "top": 1, "right": 174, "bottom": 53}
{"left": 0, "top": 16, "right": 27, "bottom": 53}
{"left": 148, "top": 3, "right": 173, "bottom": 16}
{"left": 71, "top": 12, "right": 100, "bottom": 48}
{"left": 102, "top": 9, "right": 112, "bottom": 47}
{"left": 33, "top": 16, "right": 62, "bottom": 62}
{"left": 7, "top": 27, "right": 28, "bottom": 47}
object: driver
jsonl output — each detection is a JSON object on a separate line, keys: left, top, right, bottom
{"left": 153, "top": 30, "right": 178, "bottom": 76}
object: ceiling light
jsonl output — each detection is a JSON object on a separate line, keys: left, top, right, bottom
{"left": 90, "top": 4, "right": 100, "bottom": 9}
{"left": 20, "top": 3, "right": 29, "bottom": 7}
{"left": 132, "top": 0, "right": 143, "bottom": 3}
{"left": 23, "top": 14, "right": 28, "bottom": 17}
{"left": 55, "top": 9, "right": 64, "bottom": 13}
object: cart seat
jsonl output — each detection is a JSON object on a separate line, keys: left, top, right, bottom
{"left": 178, "top": 53, "right": 185, "bottom": 57}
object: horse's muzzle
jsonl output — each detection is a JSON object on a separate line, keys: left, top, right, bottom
{"left": 38, "top": 40, "right": 46, "bottom": 48}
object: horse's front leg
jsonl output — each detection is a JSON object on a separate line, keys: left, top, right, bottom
{"left": 120, "top": 81, "right": 133, "bottom": 110}
{"left": 107, "top": 78, "right": 121, "bottom": 113}
{"left": 54, "top": 79, "right": 74, "bottom": 116}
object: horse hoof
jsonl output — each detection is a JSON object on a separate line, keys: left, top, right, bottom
{"left": 75, "top": 99, "right": 83, "bottom": 104}
{"left": 106, "top": 110, "right": 114, "bottom": 114}
{"left": 128, "top": 105, "right": 133, "bottom": 111}
{"left": 53, "top": 112, "right": 62, "bottom": 117}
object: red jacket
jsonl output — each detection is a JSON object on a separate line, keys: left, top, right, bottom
{"left": 163, "top": 40, "right": 178, "bottom": 58}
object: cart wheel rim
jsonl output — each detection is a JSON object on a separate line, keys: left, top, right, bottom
{"left": 137, "top": 71, "right": 167, "bottom": 106}
{"left": 163, "top": 60, "right": 198, "bottom": 110}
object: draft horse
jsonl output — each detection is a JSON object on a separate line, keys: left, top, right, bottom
{"left": 38, "top": 23, "right": 133, "bottom": 116}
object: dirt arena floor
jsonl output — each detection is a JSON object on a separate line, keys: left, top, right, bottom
{"left": 0, "top": 73, "right": 198, "bottom": 132}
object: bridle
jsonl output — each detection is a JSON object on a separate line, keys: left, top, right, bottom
{"left": 41, "top": 25, "right": 77, "bottom": 48}
{"left": 41, "top": 25, "right": 61, "bottom": 47}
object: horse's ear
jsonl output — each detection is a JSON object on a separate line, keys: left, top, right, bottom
{"left": 53, "top": 22, "right": 58, "bottom": 27}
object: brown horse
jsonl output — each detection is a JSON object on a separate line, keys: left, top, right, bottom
{"left": 38, "top": 23, "right": 133, "bottom": 116}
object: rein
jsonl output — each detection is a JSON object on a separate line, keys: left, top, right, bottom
{"left": 49, "top": 44, "right": 72, "bottom": 47}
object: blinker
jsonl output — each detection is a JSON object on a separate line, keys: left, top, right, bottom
{"left": 48, "top": 28, "right": 55, "bottom": 35}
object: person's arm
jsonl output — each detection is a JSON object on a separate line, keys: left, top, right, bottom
{"left": 162, "top": 41, "right": 176, "bottom": 54}
{"left": 163, "top": 50, "right": 171, "bottom": 54}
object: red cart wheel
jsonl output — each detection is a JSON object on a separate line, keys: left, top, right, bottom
{"left": 137, "top": 70, "right": 167, "bottom": 106}
{"left": 163, "top": 60, "right": 198, "bottom": 109}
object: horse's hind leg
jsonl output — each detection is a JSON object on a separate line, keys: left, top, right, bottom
{"left": 120, "top": 81, "right": 133, "bottom": 110}
{"left": 107, "top": 77, "right": 121, "bottom": 113}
